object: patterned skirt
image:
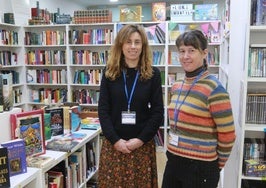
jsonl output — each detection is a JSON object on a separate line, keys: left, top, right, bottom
{"left": 98, "top": 138, "right": 158, "bottom": 188}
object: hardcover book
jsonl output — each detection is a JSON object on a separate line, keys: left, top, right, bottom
{"left": 45, "top": 107, "right": 64, "bottom": 136}
{"left": 2, "top": 73, "right": 13, "bottom": 111}
{"left": 120, "top": 5, "right": 142, "bottom": 22}
{"left": 10, "top": 109, "right": 46, "bottom": 157}
{"left": 0, "top": 147, "right": 10, "bottom": 187}
{"left": 152, "top": 2, "right": 166, "bottom": 21}
{"left": 1, "top": 139, "right": 27, "bottom": 177}
{"left": 194, "top": 4, "right": 219, "bottom": 21}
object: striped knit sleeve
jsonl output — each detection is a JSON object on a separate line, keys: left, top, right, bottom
{"left": 208, "top": 84, "right": 236, "bottom": 168}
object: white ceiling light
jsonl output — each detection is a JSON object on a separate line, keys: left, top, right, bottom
{"left": 110, "top": 0, "right": 118, "bottom": 2}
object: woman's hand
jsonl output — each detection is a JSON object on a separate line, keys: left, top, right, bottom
{"left": 114, "top": 139, "right": 132, "bottom": 153}
{"left": 125, "top": 138, "right": 144, "bottom": 151}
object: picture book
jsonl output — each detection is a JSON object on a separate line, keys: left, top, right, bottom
{"left": 10, "top": 109, "right": 46, "bottom": 158}
{"left": 152, "top": 2, "right": 166, "bottom": 21}
{"left": 0, "top": 147, "right": 10, "bottom": 187}
{"left": 27, "top": 155, "right": 54, "bottom": 168}
{"left": 1, "top": 139, "right": 27, "bottom": 177}
{"left": 45, "top": 107, "right": 64, "bottom": 136}
{"left": 194, "top": 4, "right": 219, "bottom": 21}
{"left": 120, "top": 5, "right": 142, "bottom": 22}
{"left": 46, "top": 138, "right": 80, "bottom": 152}
{"left": 80, "top": 117, "right": 100, "bottom": 130}
{"left": 170, "top": 4, "right": 194, "bottom": 22}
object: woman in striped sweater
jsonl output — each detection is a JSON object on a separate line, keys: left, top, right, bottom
{"left": 162, "top": 30, "right": 235, "bottom": 188}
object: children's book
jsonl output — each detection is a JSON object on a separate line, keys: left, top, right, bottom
{"left": 194, "top": 4, "right": 219, "bottom": 21}
{"left": 152, "top": 2, "right": 166, "bottom": 21}
{"left": 0, "top": 147, "right": 10, "bottom": 187}
{"left": 1, "top": 139, "right": 27, "bottom": 177}
{"left": 10, "top": 109, "right": 46, "bottom": 157}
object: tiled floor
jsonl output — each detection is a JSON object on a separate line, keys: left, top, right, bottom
{"left": 156, "top": 151, "right": 167, "bottom": 188}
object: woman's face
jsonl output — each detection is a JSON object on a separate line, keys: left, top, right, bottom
{"left": 122, "top": 31, "right": 143, "bottom": 67}
{"left": 178, "top": 45, "right": 208, "bottom": 72}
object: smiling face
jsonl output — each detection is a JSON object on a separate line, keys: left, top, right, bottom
{"left": 122, "top": 31, "right": 143, "bottom": 68}
{"left": 178, "top": 45, "right": 208, "bottom": 72}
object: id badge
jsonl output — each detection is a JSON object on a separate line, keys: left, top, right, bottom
{"left": 169, "top": 131, "right": 179, "bottom": 146}
{"left": 121, "top": 111, "right": 136, "bottom": 124}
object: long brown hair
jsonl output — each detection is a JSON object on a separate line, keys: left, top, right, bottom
{"left": 105, "top": 24, "right": 153, "bottom": 81}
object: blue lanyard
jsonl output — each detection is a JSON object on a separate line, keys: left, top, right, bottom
{"left": 174, "top": 71, "right": 204, "bottom": 126}
{"left": 123, "top": 70, "right": 139, "bottom": 111}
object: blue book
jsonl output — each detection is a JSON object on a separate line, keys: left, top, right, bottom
{"left": 1, "top": 139, "right": 27, "bottom": 177}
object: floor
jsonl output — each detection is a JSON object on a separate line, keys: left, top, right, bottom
{"left": 156, "top": 151, "right": 167, "bottom": 188}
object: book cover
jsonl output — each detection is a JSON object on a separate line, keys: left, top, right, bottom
{"left": 194, "top": 4, "right": 219, "bottom": 21}
{"left": 10, "top": 109, "right": 46, "bottom": 157}
{"left": 0, "top": 147, "right": 10, "bottom": 187}
{"left": 152, "top": 2, "right": 166, "bottom": 21}
{"left": 170, "top": 4, "right": 194, "bottom": 22}
{"left": 255, "top": 0, "right": 266, "bottom": 25}
{"left": 45, "top": 107, "right": 64, "bottom": 136}
{"left": 120, "top": 5, "right": 142, "bottom": 22}
{"left": 27, "top": 155, "right": 54, "bottom": 168}
{"left": 1, "top": 139, "right": 27, "bottom": 177}
{"left": 46, "top": 138, "right": 80, "bottom": 152}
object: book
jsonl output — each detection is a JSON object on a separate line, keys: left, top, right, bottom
{"left": 152, "top": 2, "right": 166, "bottom": 21}
{"left": 46, "top": 137, "right": 80, "bottom": 152}
{"left": 44, "top": 112, "right": 52, "bottom": 140}
{"left": 1, "top": 139, "right": 27, "bottom": 177}
{"left": 45, "top": 107, "right": 64, "bottom": 136}
{"left": 255, "top": 0, "right": 266, "bottom": 25}
{"left": 0, "top": 147, "right": 10, "bottom": 187}
{"left": 0, "top": 74, "right": 4, "bottom": 113}
{"left": 2, "top": 73, "right": 13, "bottom": 111}
{"left": 47, "top": 170, "right": 64, "bottom": 188}
{"left": 170, "top": 4, "right": 194, "bottom": 21}
{"left": 120, "top": 5, "right": 142, "bottom": 22}
{"left": 27, "top": 155, "right": 54, "bottom": 168}
{"left": 194, "top": 4, "right": 219, "bottom": 21}
{"left": 9, "top": 109, "right": 46, "bottom": 157}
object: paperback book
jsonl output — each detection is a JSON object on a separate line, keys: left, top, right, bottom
{"left": 45, "top": 107, "right": 64, "bottom": 136}
{"left": 1, "top": 139, "right": 27, "bottom": 177}
{"left": 0, "top": 147, "right": 10, "bottom": 187}
{"left": 170, "top": 4, "right": 194, "bottom": 21}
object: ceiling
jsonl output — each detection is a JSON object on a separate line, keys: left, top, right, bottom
{"left": 72, "top": 0, "right": 196, "bottom": 8}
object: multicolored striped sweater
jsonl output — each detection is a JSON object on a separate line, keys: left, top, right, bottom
{"left": 167, "top": 70, "right": 235, "bottom": 168}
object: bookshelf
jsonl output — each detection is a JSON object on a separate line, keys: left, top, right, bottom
{"left": 237, "top": 10, "right": 266, "bottom": 188}
{"left": 0, "top": 23, "right": 25, "bottom": 110}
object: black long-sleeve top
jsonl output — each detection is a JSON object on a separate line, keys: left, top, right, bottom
{"left": 98, "top": 67, "right": 164, "bottom": 145}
